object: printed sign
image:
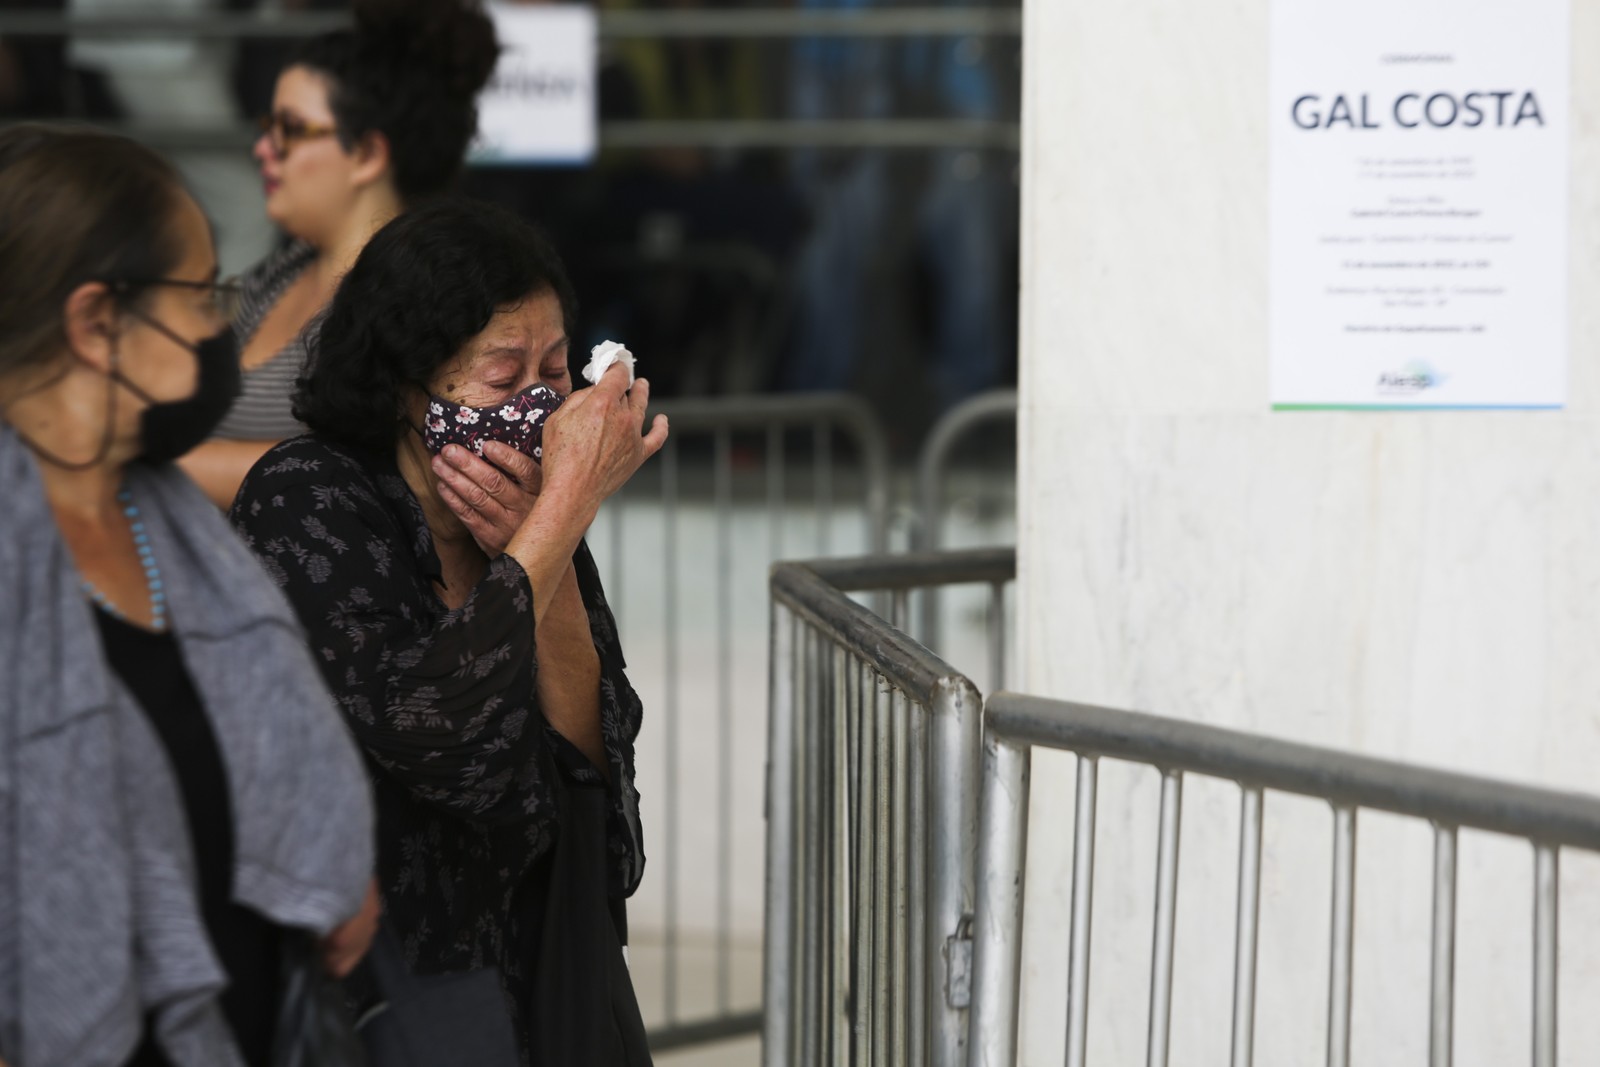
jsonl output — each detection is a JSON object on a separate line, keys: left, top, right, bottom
{"left": 1269, "top": 0, "right": 1570, "bottom": 410}
{"left": 473, "top": 3, "right": 597, "bottom": 165}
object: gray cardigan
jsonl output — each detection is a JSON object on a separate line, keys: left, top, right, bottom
{"left": 0, "top": 427, "right": 375, "bottom": 1067}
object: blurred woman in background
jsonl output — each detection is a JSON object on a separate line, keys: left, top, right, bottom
{"left": 0, "top": 126, "right": 374, "bottom": 1067}
{"left": 178, "top": 0, "right": 499, "bottom": 508}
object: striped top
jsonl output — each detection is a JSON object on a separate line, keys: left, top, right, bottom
{"left": 213, "top": 241, "right": 320, "bottom": 441}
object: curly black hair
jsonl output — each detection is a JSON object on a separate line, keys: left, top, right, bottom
{"left": 293, "top": 0, "right": 499, "bottom": 204}
{"left": 294, "top": 198, "right": 578, "bottom": 453}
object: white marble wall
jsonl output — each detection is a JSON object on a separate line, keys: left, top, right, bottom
{"left": 1016, "top": 0, "right": 1600, "bottom": 1063}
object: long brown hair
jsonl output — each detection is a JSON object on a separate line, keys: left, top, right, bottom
{"left": 0, "top": 126, "right": 189, "bottom": 376}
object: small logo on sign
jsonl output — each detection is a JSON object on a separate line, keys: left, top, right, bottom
{"left": 1376, "top": 361, "right": 1446, "bottom": 395}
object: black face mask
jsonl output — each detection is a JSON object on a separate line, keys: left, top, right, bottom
{"left": 113, "top": 316, "right": 242, "bottom": 464}
{"left": 9, "top": 312, "right": 241, "bottom": 471}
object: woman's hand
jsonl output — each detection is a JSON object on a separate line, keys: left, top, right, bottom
{"left": 504, "top": 365, "right": 667, "bottom": 628}
{"left": 537, "top": 365, "right": 668, "bottom": 517}
{"left": 321, "top": 879, "right": 381, "bottom": 979}
{"left": 433, "top": 441, "right": 543, "bottom": 556}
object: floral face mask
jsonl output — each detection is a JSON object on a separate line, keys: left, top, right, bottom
{"left": 419, "top": 383, "right": 564, "bottom": 462}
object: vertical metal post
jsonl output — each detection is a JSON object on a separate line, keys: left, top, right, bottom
{"left": 1532, "top": 843, "right": 1558, "bottom": 1067}
{"left": 1230, "top": 787, "right": 1264, "bottom": 1067}
{"left": 966, "top": 733, "right": 1030, "bottom": 1067}
{"left": 908, "top": 700, "right": 929, "bottom": 1067}
{"left": 987, "top": 580, "right": 1006, "bottom": 692}
{"left": 1327, "top": 806, "right": 1357, "bottom": 1067}
{"left": 890, "top": 689, "right": 911, "bottom": 1067}
{"left": 662, "top": 437, "right": 680, "bottom": 1023}
{"left": 715, "top": 428, "right": 734, "bottom": 1014}
{"left": 1429, "top": 824, "right": 1456, "bottom": 1067}
{"left": 762, "top": 604, "right": 796, "bottom": 1067}
{"left": 852, "top": 666, "right": 878, "bottom": 1067}
{"left": 823, "top": 644, "right": 847, "bottom": 1064}
{"left": 872, "top": 678, "right": 893, "bottom": 1065}
{"left": 799, "top": 627, "right": 825, "bottom": 1066}
{"left": 1146, "top": 770, "right": 1183, "bottom": 1067}
{"left": 1065, "top": 755, "right": 1099, "bottom": 1067}
{"left": 929, "top": 679, "right": 982, "bottom": 1067}
{"left": 892, "top": 589, "right": 910, "bottom": 633}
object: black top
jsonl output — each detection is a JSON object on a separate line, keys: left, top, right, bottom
{"left": 228, "top": 434, "right": 645, "bottom": 1052}
{"left": 93, "top": 608, "right": 282, "bottom": 1067}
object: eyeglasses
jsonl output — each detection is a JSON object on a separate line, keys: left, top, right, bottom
{"left": 256, "top": 111, "right": 339, "bottom": 159}
{"left": 109, "top": 278, "right": 245, "bottom": 322}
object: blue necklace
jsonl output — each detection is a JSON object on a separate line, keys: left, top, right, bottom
{"left": 83, "top": 488, "right": 167, "bottom": 631}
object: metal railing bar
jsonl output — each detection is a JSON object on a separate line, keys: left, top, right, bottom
{"left": 648, "top": 392, "right": 892, "bottom": 556}
{"left": 1065, "top": 755, "right": 1099, "bottom": 1067}
{"left": 4, "top": 116, "right": 1020, "bottom": 153}
{"left": 798, "top": 547, "right": 1015, "bottom": 593}
{"left": 966, "top": 733, "right": 1029, "bottom": 1067}
{"left": 661, "top": 436, "right": 680, "bottom": 1024}
{"left": 872, "top": 679, "right": 893, "bottom": 1064}
{"left": 1532, "top": 844, "right": 1558, "bottom": 1067}
{"left": 761, "top": 603, "right": 797, "bottom": 1067}
{"left": 838, "top": 662, "right": 864, "bottom": 1062}
{"left": 908, "top": 697, "right": 930, "bottom": 1067}
{"left": 851, "top": 663, "right": 874, "bottom": 1067}
{"left": 892, "top": 589, "right": 911, "bottom": 632}
{"left": 930, "top": 675, "right": 983, "bottom": 1067}
{"left": 771, "top": 564, "right": 965, "bottom": 701}
{"left": 1146, "top": 770, "right": 1183, "bottom": 1067}
{"left": 987, "top": 580, "right": 1006, "bottom": 692}
{"left": 985, "top": 695, "right": 1600, "bottom": 852}
{"left": 605, "top": 119, "right": 1021, "bottom": 151}
{"left": 0, "top": 7, "right": 1024, "bottom": 39}
{"left": 0, "top": 11, "right": 350, "bottom": 37}
{"left": 824, "top": 644, "right": 847, "bottom": 1065}
{"left": 915, "top": 388, "right": 1018, "bottom": 644}
{"left": 1428, "top": 824, "right": 1457, "bottom": 1067}
{"left": 891, "top": 688, "right": 911, "bottom": 1067}
{"left": 1327, "top": 806, "right": 1357, "bottom": 1067}
{"left": 916, "top": 387, "right": 1021, "bottom": 554}
{"left": 783, "top": 619, "right": 806, "bottom": 1067}
{"left": 1230, "top": 787, "right": 1264, "bottom": 1067}
{"left": 800, "top": 624, "right": 826, "bottom": 1065}
{"left": 714, "top": 427, "right": 734, "bottom": 1015}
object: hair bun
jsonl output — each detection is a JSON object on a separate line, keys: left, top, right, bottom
{"left": 352, "top": 0, "right": 500, "bottom": 98}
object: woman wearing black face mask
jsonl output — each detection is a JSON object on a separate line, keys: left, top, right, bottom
{"left": 0, "top": 128, "right": 377, "bottom": 1067}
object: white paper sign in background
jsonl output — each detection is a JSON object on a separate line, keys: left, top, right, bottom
{"left": 473, "top": 3, "right": 597, "bottom": 166}
{"left": 1269, "top": 0, "right": 1570, "bottom": 410}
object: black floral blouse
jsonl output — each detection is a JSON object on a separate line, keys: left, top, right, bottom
{"left": 228, "top": 434, "right": 645, "bottom": 1045}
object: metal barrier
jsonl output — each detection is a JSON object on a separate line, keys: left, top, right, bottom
{"left": 967, "top": 694, "right": 1600, "bottom": 1067}
{"left": 913, "top": 389, "right": 1017, "bottom": 654}
{"left": 767, "top": 547, "right": 1016, "bottom": 1067}
{"left": 0, "top": 7, "right": 1023, "bottom": 152}
{"left": 612, "top": 393, "right": 890, "bottom": 1052}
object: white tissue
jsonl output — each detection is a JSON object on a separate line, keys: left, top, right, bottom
{"left": 583, "top": 340, "right": 636, "bottom": 387}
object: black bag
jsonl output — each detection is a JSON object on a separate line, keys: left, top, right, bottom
{"left": 351, "top": 925, "right": 521, "bottom": 1067}
{"left": 271, "top": 933, "right": 368, "bottom": 1067}
{"left": 527, "top": 779, "right": 651, "bottom": 1066}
